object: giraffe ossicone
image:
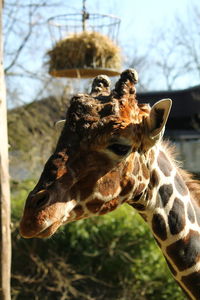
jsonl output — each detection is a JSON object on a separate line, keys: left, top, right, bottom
{"left": 20, "top": 69, "right": 200, "bottom": 300}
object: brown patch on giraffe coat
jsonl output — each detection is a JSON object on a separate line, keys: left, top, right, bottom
{"left": 97, "top": 171, "right": 120, "bottom": 197}
{"left": 150, "top": 169, "right": 159, "bottom": 188}
{"left": 135, "top": 183, "right": 146, "bottom": 195}
{"left": 187, "top": 202, "right": 195, "bottom": 224}
{"left": 152, "top": 213, "right": 167, "bottom": 241}
{"left": 131, "top": 203, "right": 145, "bottom": 211}
{"left": 138, "top": 175, "right": 142, "bottom": 181}
{"left": 74, "top": 205, "right": 84, "bottom": 218}
{"left": 149, "top": 149, "right": 155, "bottom": 165}
{"left": 141, "top": 163, "right": 150, "bottom": 180}
{"left": 86, "top": 198, "right": 104, "bottom": 213}
{"left": 166, "top": 230, "right": 200, "bottom": 271}
{"left": 133, "top": 193, "right": 143, "bottom": 202}
{"left": 181, "top": 272, "right": 200, "bottom": 299}
{"left": 132, "top": 157, "right": 140, "bottom": 175}
{"left": 165, "top": 258, "right": 177, "bottom": 276}
{"left": 174, "top": 172, "right": 188, "bottom": 196}
{"left": 157, "top": 151, "right": 173, "bottom": 177}
{"left": 132, "top": 183, "right": 146, "bottom": 202}
{"left": 120, "top": 177, "right": 135, "bottom": 197}
{"left": 100, "top": 198, "right": 119, "bottom": 215}
{"left": 80, "top": 188, "right": 93, "bottom": 201}
{"left": 158, "top": 184, "right": 173, "bottom": 207}
{"left": 168, "top": 198, "right": 186, "bottom": 235}
{"left": 70, "top": 182, "right": 92, "bottom": 201}
{"left": 146, "top": 188, "right": 153, "bottom": 201}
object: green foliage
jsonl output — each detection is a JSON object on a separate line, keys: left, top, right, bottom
{"left": 11, "top": 183, "right": 186, "bottom": 300}
{"left": 11, "top": 179, "right": 36, "bottom": 221}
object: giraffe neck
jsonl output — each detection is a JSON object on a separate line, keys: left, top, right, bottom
{"left": 132, "top": 143, "right": 200, "bottom": 300}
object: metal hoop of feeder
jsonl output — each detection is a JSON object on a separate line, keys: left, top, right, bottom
{"left": 47, "top": 11, "right": 121, "bottom": 78}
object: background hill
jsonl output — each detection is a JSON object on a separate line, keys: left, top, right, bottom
{"left": 8, "top": 95, "right": 68, "bottom": 180}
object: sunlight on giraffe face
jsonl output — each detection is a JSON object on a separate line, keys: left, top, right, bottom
{"left": 20, "top": 69, "right": 171, "bottom": 239}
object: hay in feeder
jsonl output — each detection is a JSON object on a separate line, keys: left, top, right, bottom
{"left": 47, "top": 31, "right": 122, "bottom": 77}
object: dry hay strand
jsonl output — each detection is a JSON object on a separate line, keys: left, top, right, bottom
{"left": 47, "top": 31, "right": 122, "bottom": 75}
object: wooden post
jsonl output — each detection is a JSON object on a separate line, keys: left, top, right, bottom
{"left": 0, "top": 0, "right": 11, "bottom": 299}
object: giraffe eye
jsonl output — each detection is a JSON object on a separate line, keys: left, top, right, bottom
{"left": 107, "top": 143, "right": 132, "bottom": 156}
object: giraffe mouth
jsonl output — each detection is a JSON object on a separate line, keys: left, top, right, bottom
{"left": 20, "top": 200, "right": 77, "bottom": 239}
{"left": 34, "top": 221, "right": 61, "bottom": 238}
{"left": 20, "top": 219, "right": 61, "bottom": 239}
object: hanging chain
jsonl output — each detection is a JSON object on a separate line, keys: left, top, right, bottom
{"left": 82, "top": 0, "right": 89, "bottom": 31}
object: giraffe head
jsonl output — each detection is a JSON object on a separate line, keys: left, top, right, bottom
{"left": 20, "top": 69, "right": 172, "bottom": 238}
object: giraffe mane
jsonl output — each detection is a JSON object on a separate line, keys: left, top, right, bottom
{"left": 179, "top": 169, "right": 200, "bottom": 207}
{"left": 162, "top": 140, "right": 200, "bottom": 207}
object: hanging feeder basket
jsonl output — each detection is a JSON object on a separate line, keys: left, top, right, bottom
{"left": 47, "top": 13, "right": 122, "bottom": 78}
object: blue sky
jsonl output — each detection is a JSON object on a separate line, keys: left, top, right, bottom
{"left": 73, "top": 0, "right": 190, "bottom": 44}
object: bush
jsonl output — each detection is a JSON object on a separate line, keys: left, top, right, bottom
{"left": 11, "top": 181, "right": 185, "bottom": 300}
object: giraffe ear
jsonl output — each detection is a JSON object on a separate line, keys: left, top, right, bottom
{"left": 147, "top": 99, "right": 172, "bottom": 139}
{"left": 55, "top": 120, "right": 66, "bottom": 131}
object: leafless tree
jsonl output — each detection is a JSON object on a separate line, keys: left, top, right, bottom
{"left": 149, "top": 3, "right": 200, "bottom": 90}
{"left": 3, "top": 0, "right": 71, "bottom": 107}
{"left": 0, "top": 1, "right": 11, "bottom": 298}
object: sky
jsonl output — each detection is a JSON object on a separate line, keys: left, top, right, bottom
{"left": 72, "top": 0, "right": 189, "bottom": 46}
{"left": 4, "top": 0, "right": 200, "bottom": 105}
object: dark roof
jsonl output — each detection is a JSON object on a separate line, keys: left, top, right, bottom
{"left": 137, "top": 85, "right": 200, "bottom": 133}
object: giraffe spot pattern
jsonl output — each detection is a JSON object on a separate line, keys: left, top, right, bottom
{"left": 141, "top": 163, "right": 150, "bottom": 180}
{"left": 150, "top": 169, "right": 159, "bottom": 188}
{"left": 181, "top": 272, "right": 200, "bottom": 299}
{"left": 86, "top": 198, "right": 104, "bottom": 213}
{"left": 174, "top": 172, "right": 188, "bottom": 196}
{"left": 166, "top": 230, "right": 200, "bottom": 271}
{"left": 120, "top": 178, "right": 135, "bottom": 196}
{"left": 157, "top": 151, "right": 173, "bottom": 177}
{"left": 136, "top": 183, "right": 146, "bottom": 195}
{"left": 100, "top": 198, "right": 119, "bottom": 215}
{"left": 149, "top": 149, "right": 155, "bottom": 165}
{"left": 152, "top": 213, "right": 167, "bottom": 240}
{"left": 98, "top": 171, "right": 120, "bottom": 197}
{"left": 187, "top": 202, "right": 195, "bottom": 224}
{"left": 131, "top": 203, "right": 145, "bottom": 211}
{"left": 133, "top": 183, "right": 146, "bottom": 202}
{"left": 146, "top": 188, "right": 153, "bottom": 201}
{"left": 159, "top": 184, "right": 173, "bottom": 207}
{"left": 74, "top": 205, "right": 84, "bottom": 218}
{"left": 132, "top": 157, "right": 140, "bottom": 175}
{"left": 168, "top": 198, "right": 186, "bottom": 235}
{"left": 133, "top": 193, "right": 143, "bottom": 202}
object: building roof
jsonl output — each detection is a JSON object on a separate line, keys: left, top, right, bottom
{"left": 137, "top": 84, "right": 200, "bottom": 133}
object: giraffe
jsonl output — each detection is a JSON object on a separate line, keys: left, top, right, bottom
{"left": 20, "top": 69, "right": 200, "bottom": 300}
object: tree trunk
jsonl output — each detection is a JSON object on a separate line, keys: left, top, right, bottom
{"left": 0, "top": 0, "right": 11, "bottom": 299}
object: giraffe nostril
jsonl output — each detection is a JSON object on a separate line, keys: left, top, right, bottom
{"left": 33, "top": 191, "right": 50, "bottom": 209}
